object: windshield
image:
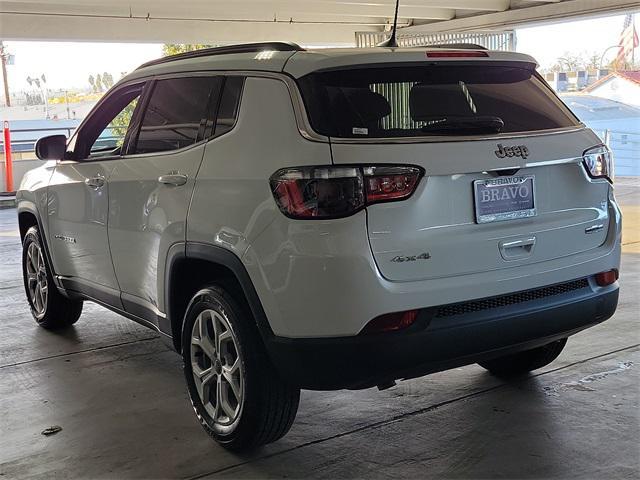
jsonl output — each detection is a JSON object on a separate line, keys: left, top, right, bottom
{"left": 297, "top": 63, "right": 580, "bottom": 138}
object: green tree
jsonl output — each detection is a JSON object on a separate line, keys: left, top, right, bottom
{"left": 107, "top": 96, "right": 138, "bottom": 147}
{"left": 88, "top": 74, "right": 96, "bottom": 93}
{"left": 162, "top": 44, "right": 214, "bottom": 56}
{"left": 586, "top": 52, "right": 601, "bottom": 70}
{"left": 556, "top": 52, "right": 583, "bottom": 71}
{"left": 95, "top": 73, "right": 103, "bottom": 92}
{"left": 103, "top": 72, "right": 114, "bottom": 88}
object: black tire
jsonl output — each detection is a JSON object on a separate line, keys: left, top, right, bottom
{"left": 478, "top": 338, "right": 567, "bottom": 376}
{"left": 22, "top": 226, "right": 83, "bottom": 329}
{"left": 181, "top": 285, "right": 300, "bottom": 451}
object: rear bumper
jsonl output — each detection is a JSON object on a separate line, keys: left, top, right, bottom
{"left": 265, "top": 279, "right": 619, "bottom": 390}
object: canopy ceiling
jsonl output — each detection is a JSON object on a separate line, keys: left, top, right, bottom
{"left": 0, "top": 0, "right": 636, "bottom": 45}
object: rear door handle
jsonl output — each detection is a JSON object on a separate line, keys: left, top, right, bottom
{"left": 85, "top": 176, "right": 105, "bottom": 189}
{"left": 158, "top": 172, "right": 188, "bottom": 186}
{"left": 499, "top": 236, "right": 536, "bottom": 260}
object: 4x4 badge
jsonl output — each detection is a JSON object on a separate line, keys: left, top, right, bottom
{"left": 495, "top": 144, "right": 529, "bottom": 159}
{"left": 391, "top": 252, "right": 431, "bottom": 263}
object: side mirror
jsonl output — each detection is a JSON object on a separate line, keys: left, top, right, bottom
{"left": 35, "top": 134, "right": 67, "bottom": 160}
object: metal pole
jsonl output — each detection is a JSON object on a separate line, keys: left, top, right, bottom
{"left": 3, "top": 120, "right": 14, "bottom": 192}
{"left": 0, "top": 43, "right": 10, "bottom": 107}
{"left": 42, "top": 84, "right": 49, "bottom": 119}
{"left": 633, "top": 14, "right": 636, "bottom": 67}
{"left": 600, "top": 45, "right": 623, "bottom": 70}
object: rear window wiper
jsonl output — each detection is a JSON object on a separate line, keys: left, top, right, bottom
{"left": 420, "top": 116, "right": 504, "bottom": 134}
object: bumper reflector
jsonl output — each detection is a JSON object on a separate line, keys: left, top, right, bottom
{"left": 361, "top": 310, "right": 419, "bottom": 334}
{"left": 595, "top": 269, "right": 619, "bottom": 287}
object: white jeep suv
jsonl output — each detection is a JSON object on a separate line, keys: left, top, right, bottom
{"left": 17, "top": 42, "right": 621, "bottom": 451}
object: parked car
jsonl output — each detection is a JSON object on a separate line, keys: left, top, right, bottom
{"left": 17, "top": 42, "right": 620, "bottom": 451}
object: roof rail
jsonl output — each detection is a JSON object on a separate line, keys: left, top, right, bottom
{"left": 137, "top": 42, "right": 305, "bottom": 69}
{"left": 426, "top": 43, "right": 488, "bottom": 50}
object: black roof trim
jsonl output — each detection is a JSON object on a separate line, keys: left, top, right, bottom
{"left": 137, "top": 42, "right": 305, "bottom": 70}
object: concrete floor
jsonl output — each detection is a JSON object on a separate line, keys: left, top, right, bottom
{"left": 1, "top": 181, "right": 639, "bottom": 479}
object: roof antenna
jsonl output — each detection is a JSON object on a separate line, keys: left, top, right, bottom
{"left": 378, "top": 0, "right": 400, "bottom": 48}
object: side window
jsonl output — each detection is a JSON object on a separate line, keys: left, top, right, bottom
{"left": 99, "top": 97, "right": 139, "bottom": 150}
{"left": 214, "top": 77, "right": 244, "bottom": 137}
{"left": 71, "top": 83, "right": 144, "bottom": 160}
{"left": 133, "top": 77, "right": 222, "bottom": 154}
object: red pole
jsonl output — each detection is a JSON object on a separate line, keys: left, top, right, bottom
{"left": 3, "top": 120, "right": 13, "bottom": 193}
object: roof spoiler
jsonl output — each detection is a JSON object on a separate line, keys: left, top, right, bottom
{"left": 137, "top": 42, "right": 305, "bottom": 70}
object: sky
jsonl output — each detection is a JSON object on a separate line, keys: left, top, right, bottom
{"left": 3, "top": 42, "right": 162, "bottom": 92}
{"left": 0, "top": 13, "right": 635, "bottom": 92}
{"left": 515, "top": 14, "right": 633, "bottom": 68}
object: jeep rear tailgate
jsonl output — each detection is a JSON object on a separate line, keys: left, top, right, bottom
{"left": 297, "top": 60, "right": 611, "bottom": 282}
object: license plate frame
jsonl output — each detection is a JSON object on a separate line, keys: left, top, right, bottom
{"left": 473, "top": 175, "right": 536, "bottom": 224}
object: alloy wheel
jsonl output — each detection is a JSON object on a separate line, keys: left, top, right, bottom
{"left": 25, "top": 242, "right": 48, "bottom": 318}
{"left": 190, "top": 308, "right": 244, "bottom": 427}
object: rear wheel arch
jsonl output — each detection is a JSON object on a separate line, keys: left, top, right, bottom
{"left": 18, "top": 210, "right": 39, "bottom": 242}
{"left": 166, "top": 243, "right": 272, "bottom": 352}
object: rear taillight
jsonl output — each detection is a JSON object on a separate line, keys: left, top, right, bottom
{"left": 582, "top": 145, "right": 614, "bottom": 183}
{"left": 270, "top": 165, "right": 422, "bottom": 219}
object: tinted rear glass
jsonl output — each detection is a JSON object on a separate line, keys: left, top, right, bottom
{"left": 134, "top": 76, "right": 222, "bottom": 154}
{"left": 298, "top": 63, "right": 580, "bottom": 138}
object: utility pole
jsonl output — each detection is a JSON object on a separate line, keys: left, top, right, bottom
{"left": 633, "top": 14, "right": 636, "bottom": 68}
{"left": 0, "top": 41, "right": 11, "bottom": 107}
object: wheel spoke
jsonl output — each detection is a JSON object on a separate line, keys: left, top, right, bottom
{"left": 192, "top": 363, "right": 212, "bottom": 381}
{"left": 28, "top": 245, "right": 38, "bottom": 273}
{"left": 219, "top": 370, "right": 239, "bottom": 420}
{"left": 222, "top": 360, "right": 242, "bottom": 403}
{"left": 194, "top": 368, "right": 215, "bottom": 406}
{"left": 191, "top": 315, "right": 203, "bottom": 347}
{"left": 217, "top": 330, "right": 232, "bottom": 355}
{"left": 40, "top": 284, "right": 48, "bottom": 308}
{"left": 199, "top": 335, "right": 217, "bottom": 362}
{"left": 213, "top": 375, "right": 223, "bottom": 421}
{"left": 201, "top": 370, "right": 216, "bottom": 403}
{"left": 37, "top": 285, "right": 45, "bottom": 312}
{"left": 220, "top": 390, "right": 237, "bottom": 419}
{"left": 33, "top": 285, "right": 41, "bottom": 312}
{"left": 211, "top": 312, "right": 221, "bottom": 356}
{"left": 192, "top": 313, "right": 216, "bottom": 360}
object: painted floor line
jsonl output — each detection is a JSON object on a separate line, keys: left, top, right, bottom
{"left": 0, "top": 335, "right": 160, "bottom": 370}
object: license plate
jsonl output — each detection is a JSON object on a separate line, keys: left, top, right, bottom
{"left": 474, "top": 175, "right": 536, "bottom": 224}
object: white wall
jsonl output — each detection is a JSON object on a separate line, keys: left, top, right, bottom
{"left": 589, "top": 77, "right": 640, "bottom": 108}
{"left": 0, "top": 154, "right": 40, "bottom": 193}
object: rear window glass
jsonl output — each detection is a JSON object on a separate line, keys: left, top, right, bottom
{"left": 297, "top": 63, "right": 580, "bottom": 138}
{"left": 134, "top": 76, "right": 222, "bottom": 154}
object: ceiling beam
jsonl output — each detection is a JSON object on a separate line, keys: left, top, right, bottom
{"left": 0, "top": 11, "right": 378, "bottom": 44}
{"left": 0, "top": 1, "right": 458, "bottom": 21}
{"left": 1, "top": 0, "right": 510, "bottom": 12}
{"left": 402, "top": 0, "right": 640, "bottom": 33}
